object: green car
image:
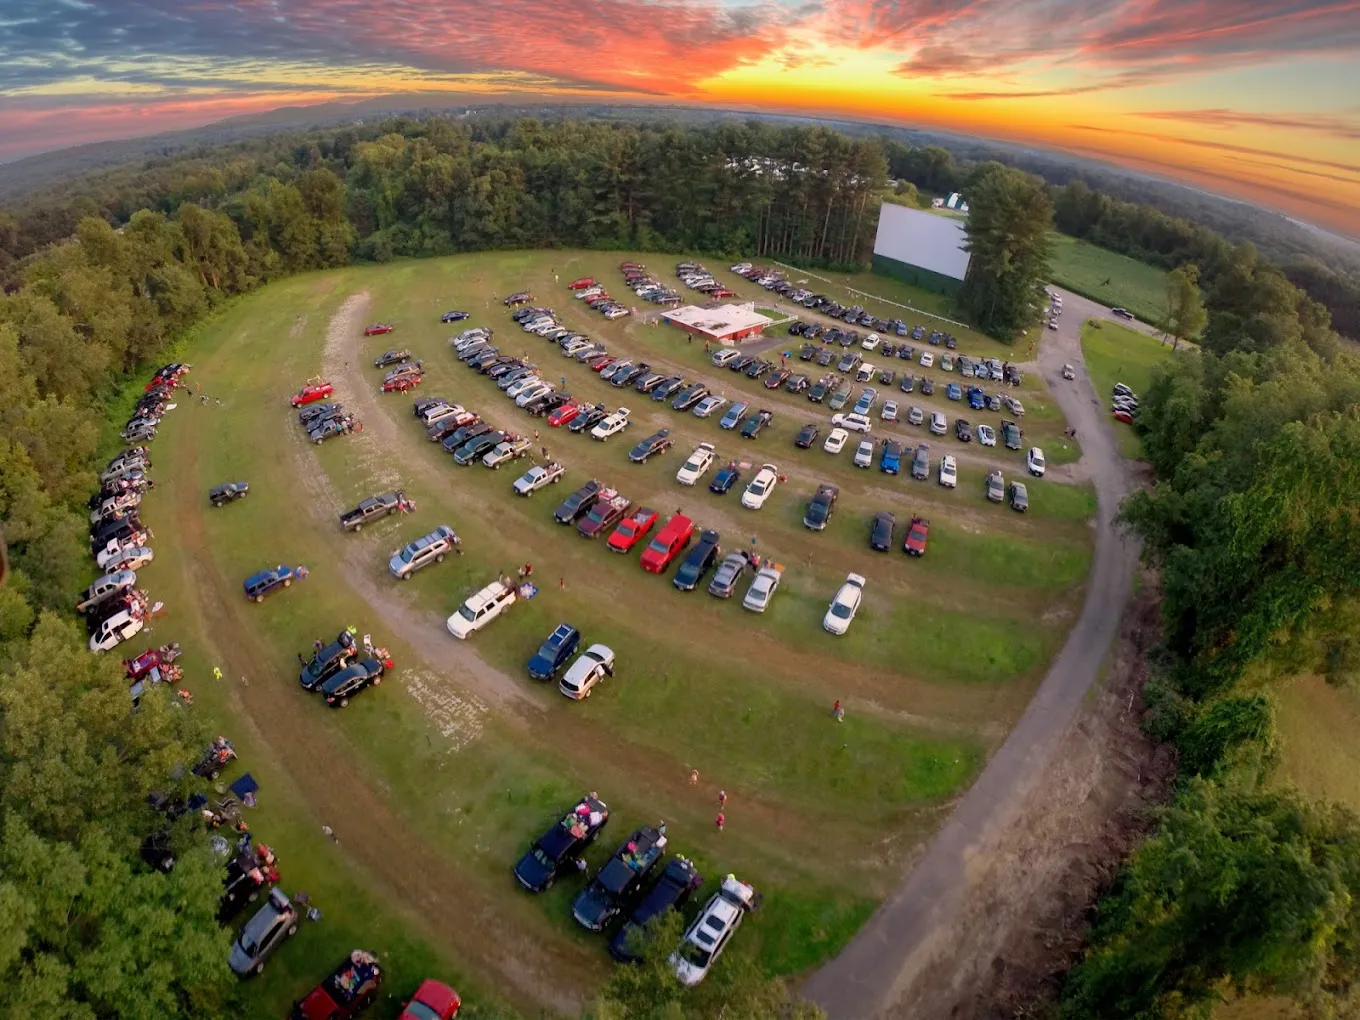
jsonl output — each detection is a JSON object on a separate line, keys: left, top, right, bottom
{"left": 828, "top": 388, "right": 852, "bottom": 411}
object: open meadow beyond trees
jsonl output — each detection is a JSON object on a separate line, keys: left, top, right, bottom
{"left": 1050, "top": 234, "right": 1171, "bottom": 327}
{"left": 139, "top": 249, "right": 1096, "bottom": 1015}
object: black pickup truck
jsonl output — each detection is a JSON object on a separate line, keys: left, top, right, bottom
{"left": 339, "top": 491, "right": 404, "bottom": 532}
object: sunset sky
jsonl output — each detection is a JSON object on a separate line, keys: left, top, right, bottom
{"left": 2, "top": 0, "right": 1358, "bottom": 234}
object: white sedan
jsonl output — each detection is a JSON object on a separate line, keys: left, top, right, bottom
{"left": 676, "top": 442, "right": 716, "bottom": 486}
{"left": 853, "top": 440, "right": 874, "bottom": 468}
{"left": 919, "top": 351, "right": 934, "bottom": 368}
{"left": 740, "top": 464, "right": 779, "bottom": 510}
{"left": 823, "top": 427, "right": 849, "bottom": 454}
{"left": 1027, "top": 447, "right": 1046, "bottom": 477}
{"left": 880, "top": 400, "right": 898, "bottom": 421}
{"left": 977, "top": 424, "right": 996, "bottom": 447}
{"left": 823, "top": 573, "right": 865, "bottom": 635}
{"left": 939, "top": 454, "right": 957, "bottom": 488}
{"left": 831, "top": 412, "right": 873, "bottom": 434}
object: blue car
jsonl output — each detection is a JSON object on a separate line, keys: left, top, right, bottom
{"left": 527, "top": 623, "right": 581, "bottom": 681}
{"left": 880, "top": 441, "right": 902, "bottom": 475}
{"left": 718, "top": 402, "right": 749, "bottom": 430}
{"left": 968, "top": 386, "right": 986, "bottom": 410}
{"left": 946, "top": 383, "right": 963, "bottom": 402}
{"left": 243, "top": 565, "right": 295, "bottom": 602}
{"left": 709, "top": 465, "right": 741, "bottom": 494}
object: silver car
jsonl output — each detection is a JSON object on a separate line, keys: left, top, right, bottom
{"left": 228, "top": 888, "right": 298, "bottom": 977}
{"left": 389, "top": 525, "right": 458, "bottom": 579}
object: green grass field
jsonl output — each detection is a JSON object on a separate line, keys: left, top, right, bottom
{"left": 128, "top": 249, "right": 1097, "bottom": 1015}
{"left": 1049, "top": 234, "right": 1171, "bottom": 327}
{"left": 1079, "top": 319, "right": 1176, "bottom": 459}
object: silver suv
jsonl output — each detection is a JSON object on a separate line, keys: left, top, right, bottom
{"left": 389, "top": 524, "right": 458, "bottom": 579}
{"left": 228, "top": 888, "right": 298, "bottom": 977}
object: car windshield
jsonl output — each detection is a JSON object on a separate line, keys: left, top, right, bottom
{"left": 680, "top": 940, "right": 714, "bottom": 967}
{"left": 645, "top": 538, "right": 668, "bottom": 554}
{"left": 684, "top": 458, "right": 702, "bottom": 471}
{"left": 402, "top": 1003, "right": 443, "bottom": 1020}
{"left": 399, "top": 547, "right": 416, "bottom": 563}
{"left": 831, "top": 602, "right": 853, "bottom": 619}
{"left": 457, "top": 604, "right": 478, "bottom": 622}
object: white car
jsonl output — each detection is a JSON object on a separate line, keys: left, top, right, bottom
{"left": 1061, "top": 364, "right": 1076, "bottom": 380}
{"left": 823, "top": 427, "right": 849, "bottom": 454}
{"left": 823, "top": 573, "right": 865, "bottom": 635}
{"left": 692, "top": 395, "right": 726, "bottom": 418}
{"left": 977, "top": 424, "right": 996, "bottom": 447}
{"left": 89, "top": 609, "right": 145, "bottom": 652}
{"left": 742, "top": 565, "right": 782, "bottom": 613}
{"left": 97, "top": 543, "right": 153, "bottom": 572}
{"left": 676, "top": 442, "right": 716, "bottom": 486}
{"left": 880, "top": 401, "right": 898, "bottom": 422}
{"left": 861, "top": 332, "right": 881, "bottom": 350}
{"left": 907, "top": 406, "right": 924, "bottom": 426}
{"left": 740, "top": 464, "right": 779, "bottom": 510}
{"left": 512, "top": 462, "right": 564, "bottom": 495}
{"left": 558, "top": 644, "right": 616, "bottom": 700}
{"left": 671, "top": 876, "right": 757, "bottom": 986}
{"left": 919, "top": 351, "right": 934, "bottom": 368}
{"left": 831, "top": 412, "right": 873, "bottom": 434}
{"left": 561, "top": 338, "right": 591, "bottom": 356}
{"left": 506, "top": 375, "right": 540, "bottom": 399}
{"left": 1027, "top": 447, "right": 1046, "bottom": 477}
{"left": 939, "top": 454, "right": 957, "bottom": 488}
{"left": 446, "top": 580, "right": 517, "bottom": 639}
{"left": 591, "top": 408, "right": 632, "bottom": 440}
{"left": 853, "top": 440, "right": 874, "bottom": 468}
{"left": 516, "top": 382, "right": 553, "bottom": 407}
{"left": 929, "top": 411, "right": 947, "bottom": 435}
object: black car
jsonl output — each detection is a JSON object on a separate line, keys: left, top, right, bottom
{"left": 569, "top": 406, "right": 608, "bottom": 433}
{"left": 299, "top": 402, "right": 344, "bottom": 428}
{"left": 727, "top": 354, "right": 753, "bottom": 373}
{"left": 320, "top": 657, "right": 386, "bottom": 707}
{"left": 442, "top": 421, "right": 492, "bottom": 453}
{"left": 878, "top": 368, "right": 895, "bottom": 386}
{"left": 614, "top": 364, "right": 650, "bottom": 387}
{"left": 299, "top": 632, "right": 356, "bottom": 691}
{"left": 920, "top": 377, "right": 935, "bottom": 396}
{"left": 629, "top": 429, "right": 672, "bottom": 463}
{"left": 210, "top": 481, "right": 249, "bottom": 507}
{"left": 870, "top": 511, "right": 896, "bottom": 551}
{"left": 441, "top": 310, "right": 470, "bottom": 322}
{"left": 955, "top": 419, "right": 973, "bottom": 443}
{"left": 709, "top": 465, "right": 740, "bottom": 494}
{"left": 740, "top": 410, "right": 773, "bottom": 438}
{"left": 808, "top": 381, "right": 829, "bottom": 403}
{"left": 454, "top": 431, "right": 504, "bottom": 465}
{"left": 651, "top": 377, "right": 686, "bottom": 401}
{"left": 815, "top": 348, "right": 835, "bottom": 367}
{"left": 373, "top": 350, "right": 410, "bottom": 368}
{"left": 528, "top": 623, "right": 581, "bottom": 680}
{"left": 634, "top": 373, "right": 665, "bottom": 393}
{"left": 513, "top": 793, "right": 610, "bottom": 893}
{"left": 795, "top": 423, "right": 820, "bottom": 449}
{"left": 218, "top": 849, "right": 275, "bottom": 923}
{"left": 785, "top": 374, "right": 810, "bottom": 394}
{"left": 899, "top": 374, "right": 915, "bottom": 393}
{"left": 673, "top": 530, "right": 720, "bottom": 591}
{"left": 803, "top": 484, "right": 839, "bottom": 531}
{"left": 571, "top": 825, "right": 668, "bottom": 932}
{"left": 526, "top": 391, "right": 571, "bottom": 417}
{"left": 608, "top": 854, "right": 702, "bottom": 962}
{"left": 671, "top": 385, "right": 710, "bottom": 412}
{"left": 798, "top": 343, "right": 817, "bottom": 360}
{"left": 554, "top": 480, "right": 603, "bottom": 525}
{"left": 745, "top": 360, "right": 773, "bottom": 380}
{"left": 487, "top": 360, "right": 522, "bottom": 380}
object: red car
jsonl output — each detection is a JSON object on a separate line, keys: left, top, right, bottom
{"left": 568, "top": 277, "right": 596, "bottom": 290}
{"left": 904, "top": 516, "right": 930, "bottom": 557}
{"left": 363, "top": 323, "right": 394, "bottom": 336}
{"left": 399, "top": 980, "right": 461, "bottom": 1019}
{"left": 608, "top": 506, "right": 658, "bottom": 553}
{"left": 710, "top": 289, "right": 737, "bottom": 299}
{"left": 382, "top": 375, "right": 422, "bottom": 393}
{"left": 292, "top": 951, "right": 383, "bottom": 1020}
{"left": 123, "top": 644, "right": 181, "bottom": 681}
{"left": 1113, "top": 409, "right": 1134, "bottom": 424}
{"left": 547, "top": 400, "right": 581, "bottom": 427}
{"left": 589, "top": 355, "right": 616, "bottom": 372}
{"left": 291, "top": 382, "right": 334, "bottom": 407}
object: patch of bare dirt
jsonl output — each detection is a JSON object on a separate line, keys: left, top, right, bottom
{"left": 885, "top": 578, "right": 1174, "bottom": 1020}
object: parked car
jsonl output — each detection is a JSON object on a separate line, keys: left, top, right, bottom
{"left": 607, "top": 506, "right": 658, "bottom": 553}
{"left": 708, "top": 464, "right": 741, "bottom": 495}
{"left": 822, "top": 427, "right": 849, "bottom": 454}
{"left": 692, "top": 395, "right": 727, "bottom": 418}
{"left": 591, "top": 408, "right": 632, "bottom": 440}
{"left": 229, "top": 888, "right": 298, "bottom": 977}
{"left": 803, "top": 483, "right": 839, "bottom": 531}
{"left": 1001, "top": 419, "right": 1023, "bottom": 450}
{"left": 939, "top": 454, "right": 958, "bottom": 488}
{"left": 1027, "top": 447, "right": 1046, "bottom": 477}
{"left": 320, "top": 657, "right": 386, "bottom": 707}
{"left": 740, "top": 464, "right": 779, "bottom": 510}
{"left": 831, "top": 412, "right": 872, "bottom": 434}
{"left": 794, "top": 423, "right": 820, "bottom": 448}
{"left": 707, "top": 552, "right": 749, "bottom": 598}
{"left": 740, "top": 410, "right": 774, "bottom": 438}
{"left": 640, "top": 514, "right": 695, "bottom": 573}
{"left": 742, "top": 563, "right": 783, "bottom": 612}
{"left": 577, "top": 489, "right": 632, "bottom": 538}
{"left": 671, "top": 877, "right": 758, "bottom": 986}
{"left": 513, "top": 793, "right": 610, "bottom": 892}
{"left": 446, "top": 580, "right": 517, "bottom": 639}
{"left": 977, "top": 424, "right": 996, "bottom": 447}
{"left": 573, "top": 824, "right": 668, "bottom": 930}
{"left": 986, "top": 470, "right": 1005, "bottom": 503}
{"left": 904, "top": 516, "right": 930, "bottom": 556}
{"left": 853, "top": 440, "right": 874, "bottom": 468}
{"left": 823, "top": 574, "right": 865, "bottom": 635}
{"left": 397, "top": 981, "right": 462, "bottom": 1020}
{"left": 389, "top": 525, "right": 458, "bottom": 579}
{"left": 559, "top": 645, "right": 616, "bottom": 700}
{"left": 869, "top": 511, "right": 896, "bottom": 551}
{"left": 299, "top": 632, "right": 357, "bottom": 691}
{"left": 363, "top": 323, "right": 394, "bottom": 335}
{"left": 880, "top": 440, "right": 903, "bottom": 474}
{"left": 89, "top": 609, "right": 145, "bottom": 652}
{"left": 527, "top": 623, "right": 581, "bottom": 680}
{"left": 910, "top": 444, "right": 930, "bottom": 481}
{"left": 676, "top": 443, "right": 716, "bottom": 486}
{"left": 290, "top": 381, "right": 334, "bottom": 407}
{"left": 210, "top": 481, "right": 250, "bottom": 506}
{"left": 954, "top": 419, "right": 973, "bottom": 443}
{"left": 512, "top": 462, "right": 565, "bottom": 495}
{"left": 243, "top": 565, "right": 295, "bottom": 603}
{"left": 1009, "top": 482, "right": 1030, "bottom": 512}
{"left": 629, "top": 429, "right": 673, "bottom": 463}
{"left": 609, "top": 855, "right": 703, "bottom": 962}
{"left": 554, "top": 480, "right": 603, "bottom": 524}
{"left": 673, "top": 530, "right": 721, "bottom": 590}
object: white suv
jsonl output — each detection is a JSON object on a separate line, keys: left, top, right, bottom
{"left": 676, "top": 442, "right": 716, "bottom": 486}
{"left": 740, "top": 464, "right": 779, "bottom": 510}
{"left": 446, "top": 580, "right": 517, "bottom": 639}
{"left": 671, "top": 876, "right": 757, "bottom": 986}
{"left": 824, "top": 573, "right": 865, "bottom": 635}
{"left": 831, "top": 412, "right": 873, "bottom": 434}
{"left": 89, "top": 609, "right": 144, "bottom": 652}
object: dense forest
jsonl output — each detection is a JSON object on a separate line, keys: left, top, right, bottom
{"left": 0, "top": 112, "right": 1357, "bottom": 1017}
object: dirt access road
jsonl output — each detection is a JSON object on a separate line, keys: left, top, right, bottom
{"left": 804, "top": 290, "right": 1151, "bottom": 1018}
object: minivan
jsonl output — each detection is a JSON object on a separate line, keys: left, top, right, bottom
{"left": 89, "top": 609, "right": 144, "bottom": 652}
{"left": 389, "top": 525, "right": 458, "bottom": 579}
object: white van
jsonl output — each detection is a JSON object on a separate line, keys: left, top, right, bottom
{"left": 90, "top": 610, "right": 144, "bottom": 652}
{"left": 855, "top": 362, "right": 877, "bottom": 383}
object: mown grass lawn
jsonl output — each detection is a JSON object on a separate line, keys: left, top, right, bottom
{"left": 1079, "top": 319, "right": 1177, "bottom": 460}
{"left": 1049, "top": 234, "right": 1171, "bottom": 327}
{"left": 129, "top": 249, "right": 1097, "bottom": 1015}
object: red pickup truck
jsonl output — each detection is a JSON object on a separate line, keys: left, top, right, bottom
{"left": 292, "top": 950, "right": 382, "bottom": 1020}
{"left": 639, "top": 513, "right": 694, "bottom": 573}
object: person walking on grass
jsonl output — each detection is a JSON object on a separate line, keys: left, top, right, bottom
{"left": 833, "top": 699, "right": 845, "bottom": 722}
{"left": 715, "top": 812, "right": 725, "bottom": 833}
{"left": 717, "top": 789, "right": 727, "bottom": 809}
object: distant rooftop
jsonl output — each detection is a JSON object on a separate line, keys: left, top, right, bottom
{"left": 663, "top": 303, "right": 773, "bottom": 338}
